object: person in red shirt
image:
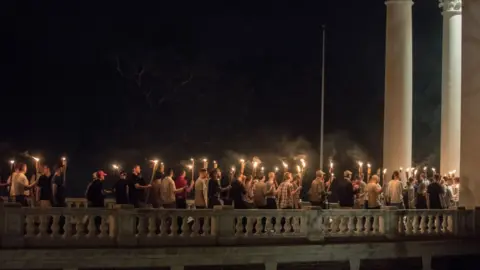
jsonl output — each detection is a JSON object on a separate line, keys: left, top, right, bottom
{"left": 175, "top": 170, "right": 194, "bottom": 209}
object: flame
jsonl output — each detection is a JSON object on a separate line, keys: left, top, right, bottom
{"left": 253, "top": 161, "right": 258, "bottom": 168}
{"left": 282, "top": 161, "right": 288, "bottom": 168}
{"left": 240, "top": 159, "right": 245, "bottom": 163}
{"left": 358, "top": 161, "right": 363, "bottom": 167}
{"left": 296, "top": 165, "right": 301, "bottom": 173}
{"left": 203, "top": 158, "right": 207, "bottom": 162}
{"left": 231, "top": 166, "right": 236, "bottom": 171}
{"left": 330, "top": 162, "right": 333, "bottom": 168}
{"left": 61, "top": 157, "right": 66, "bottom": 161}
{"left": 274, "top": 166, "right": 279, "bottom": 172}
{"left": 32, "top": 156, "right": 40, "bottom": 162}
{"left": 367, "top": 163, "right": 371, "bottom": 168}
{"left": 9, "top": 160, "right": 14, "bottom": 164}
{"left": 383, "top": 168, "right": 387, "bottom": 174}
{"left": 300, "top": 159, "right": 306, "bottom": 168}
{"left": 187, "top": 165, "right": 193, "bottom": 170}
{"left": 261, "top": 166, "right": 265, "bottom": 172}
{"left": 112, "top": 164, "right": 119, "bottom": 170}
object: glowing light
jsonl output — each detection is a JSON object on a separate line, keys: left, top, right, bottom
{"left": 383, "top": 169, "right": 387, "bottom": 174}
{"left": 296, "top": 165, "right": 301, "bottom": 173}
{"left": 358, "top": 161, "right": 363, "bottom": 167}
{"left": 187, "top": 165, "right": 193, "bottom": 170}
{"left": 112, "top": 164, "right": 119, "bottom": 170}
{"left": 152, "top": 159, "right": 159, "bottom": 164}
{"left": 282, "top": 161, "right": 288, "bottom": 168}
{"left": 423, "top": 166, "right": 427, "bottom": 171}
{"left": 274, "top": 166, "right": 279, "bottom": 172}
{"left": 239, "top": 159, "right": 245, "bottom": 163}
{"left": 399, "top": 167, "right": 403, "bottom": 171}
{"left": 253, "top": 161, "right": 258, "bottom": 168}
{"left": 32, "top": 156, "right": 40, "bottom": 162}
{"left": 203, "top": 159, "right": 207, "bottom": 162}
{"left": 213, "top": 160, "right": 217, "bottom": 164}
{"left": 330, "top": 162, "right": 333, "bottom": 168}
{"left": 300, "top": 159, "right": 306, "bottom": 168}
{"left": 432, "top": 167, "right": 436, "bottom": 173}
{"left": 367, "top": 163, "right": 371, "bottom": 168}
{"left": 9, "top": 160, "right": 14, "bottom": 164}
{"left": 261, "top": 166, "right": 265, "bottom": 172}
{"left": 61, "top": 157, "right": 66, "bottom": 161}
{"left": 190, "top": 158, "right": 194, "bottom": 162}
{"left": 231, "top": 166, "right": 236, "bottom": 172}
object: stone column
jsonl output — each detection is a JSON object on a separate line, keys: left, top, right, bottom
{"left": 439, "top": 0, "right": 462, "bottom": 175}
{"left": 383, "top": 0, "right": 413, "bottom": 175}
{"left": 459, "top": 0, "right": 480, "bottom": 208}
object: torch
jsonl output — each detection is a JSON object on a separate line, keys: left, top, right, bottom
{"left": 61, "top": 157, "right": 67, "bottom": 186}
{"left": 190, "top": 158, "right": 195, "bottom": 181}
{"left": 253, "top": 161, "right": 258, "bottom": 177}
{"left": 203, "top": 159, "right": 208, "bottom": 169}
{"left": 282, "top": 161, "right": 288, "bottom": 172}
{"left": 240, "top": 159, "right": 245, "bottom": 175}
{"left": 358, "top": 161, "right": 363, "bottom": 174}
{"left": 300, "top": 158, "right": 306, "bottom": 175}
{"left": 213, "top": 160, "right": 218, "bottom": 169}
{"left": 367, "top": 163, "right": 371, "bottom": 182}
{"left": 382, "top": 168, "right": 387, "bottom": 188}
{"left": 112, "top": 164, "right": 119, "bottom": 176}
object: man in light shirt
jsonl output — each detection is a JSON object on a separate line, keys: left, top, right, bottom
{"left": 160, "top": 168, "right": 185, "bottom": 209}
{"left": 194, "top": 169, "right": 209, "bottom": 209}
{"left": 366, "top": 175, "right": 382, "bottom": 209}
{"left": 9, "top": 163, "right": 36, "bottom": 206}
{"left": 385, "top": 171, "right": 404, "bottom": 209}
{"left": 253, "top": 174, "right": 267, "bottom": 208}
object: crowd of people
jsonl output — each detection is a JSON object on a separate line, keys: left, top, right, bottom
{"left": 1, "top": 161, "right": 460, "bottom": 211}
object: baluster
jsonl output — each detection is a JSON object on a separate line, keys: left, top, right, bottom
{"left": 338, "top": 216, "right": 347, "bottom": 234}
{"left": 75, "top": 214, "right": 85, "bottom": 237}
{"left": 51, "top": 215, "right": 60, "bottom": 237}
{"left": 235, "top": 216, "right": 244, "bottom": 236}
{"left": 171, "top": 214, "right": 179, "bottom": 236}
{"left": 330, "top": 215, "right": 339, "bottom": 234}
{"left": 25, "top": 215, "right": 36, "bottom": 237}
{"left": 203, "top": 216, "right": 211, "bottom": 236}
{"left": 38, "top": 214, "right": 49, "bottom": 237}
{"left": 427, "top": 214, "right": 434, "bottom": 234}
{"left": 147, "top": 214, "right": 157, "bottom": 237}
{"left": 87, "top": 215, "right": 96, "bottom": 237}
{"left": 355, "top": 215, "right": 362, "bottom": 235}
{"left": 419, "top": 213, "right": 427, "bottom": 234}
{"left": 441, "top": 214, "right": 447, "bottom": 233}
{"left": 405, "top": 214, "right": 413, "bottom": 235}
{"left": 434, "top": 214, "right": 441, "bottom": 234}
{"left": 160, "top": 215, "right": 168, "bottom": 237}
{"left": 181, "top": 216, "right": 190, "bottom": 237}
{"left": 447, "top": 214, "right": 453, "bottom": 233}
{"left": 191, "top": 217, "right": 200, "bottom": 237}
{"left": 412, "top": 215, "right": 419, "bottom": 234}
{"left": 265, "top": 216, "right": 273, "bottom": 235}
{"left": 371, "top": 215, "right": 377, "bottom": 234}
{"left": 137, "top": 215, "right": 146, "bottom": 236}
{"left": 347, "top": 216, "right": 355, "bottom": 235}
{"left": 63, "top": 214, "right": 72, "bottom": 238}
{"left": 292, "top": 216, "right": 301, "bottom": 234}
{"left": 255, "top": 216, "right": 263, "bottom": 235}
{"left": 274, "top": 215, "right": 282, "bottom": 235}
{"left": 99, "top": 215, "right": 108, "bottom": 237}
{"left": 363, "top": 215, "right": 371, "bottom": 235}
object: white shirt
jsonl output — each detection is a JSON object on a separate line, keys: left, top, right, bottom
{"left": 194, "top": 177, "right": 208, "bottom": 207}
{"left": 386, "top": 179, "right": 403, "bottom": 204}
{"left": 9, "top": 172, "right": 29, "bottom": 196}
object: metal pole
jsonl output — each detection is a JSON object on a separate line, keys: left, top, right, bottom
{"left": 319, "top": 25, "right": 326, "bottom": 170}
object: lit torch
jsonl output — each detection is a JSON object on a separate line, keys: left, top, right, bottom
{"left": 203, "top": 158, "right": 208, "bottom": 169}
{"left": 213, "top": 160, "right": 218, "bottom": 169}
{"left": 240, "top": 159, "right": 245, "bottom": 174}
{"left": 253, "top": 161, "right": 258, "bottom": 177}
{"left": 358, "top": 161, "right": 363, "bottom": 174}
{"left": 282, "top": 161, "right": 288, "bottom": 172}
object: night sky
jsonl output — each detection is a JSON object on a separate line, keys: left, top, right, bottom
{"left": 2, "top": 0, "right": 442, "bottom": 195}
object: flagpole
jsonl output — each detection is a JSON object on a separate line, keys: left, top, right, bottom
{"left": 319, "top": 25, "right": 326, "bottom": 170}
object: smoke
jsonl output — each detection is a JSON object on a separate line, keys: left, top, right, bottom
{"left": 323, "top": 131, "right": 370, "bottom": 168}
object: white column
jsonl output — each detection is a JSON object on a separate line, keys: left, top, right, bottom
{"left": 459, "top": 0, "right": 480, "bottom": 208}
{"left": 439, "top": 0, "right": 462, "bottom": 176}
{"left": 383, "top": 0, "right": 413, "bottom": 175}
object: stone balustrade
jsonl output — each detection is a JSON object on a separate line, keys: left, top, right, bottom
{"left": 1, "top": 201, "right": 477, "bottom": 249}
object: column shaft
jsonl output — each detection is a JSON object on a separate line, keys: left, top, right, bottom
{"left": 459, "top": 0, "right": 480, "bottom": 208}
{"left": 440, "top": 0, "right": 462, "bottom": 175}
{"left": 383, "top": 0, "right": 413, "bottom": 174}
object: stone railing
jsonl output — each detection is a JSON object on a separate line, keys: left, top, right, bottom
{"left": 0, "top": 202, "right": 478, "bottom": 248}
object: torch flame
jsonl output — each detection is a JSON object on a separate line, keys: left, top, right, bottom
{"left": 423, "top": 166, "right": 427, "bottom": 171}
{"left": 330, "top": 162, "right": 333, "bottom": 168}
{"left": 231, "top": 166, "right": 236, "bottom": 172}
{"left": 9, "top": 160, "right": 14, "bottom": 164}
{"left": 32, "top": 156, "right": 40, "bottom": 162}
{"left": 282, "top": 161, "right": 288, "bottom": 168}
{"left": 240, "top": 159, "right": 245, "bottom": 163}
{"left": 296, "top": 165, "right": 301, "bottom": 173}
{"left": 261, "top": 166, "right": 265, "bottom": 172}
{"left": 112, "top": 164, "right": 119, "bottom": 170}
{"left": 300, "top": 159, "right": 306, "bottom": 168}
{"left": 253, "top": 161, "right": 258, "bottom": 168}
{"left": 358, "top": 161, "right": 363, "bottom": 167}
{"left": 61, "top": 157, "right": 66, "bottom": 161}
{"left": 383, "top": 168, "right": 387, "bottom": 174}
{"left": 367, "top": 163, "right": 371, "bottom": 168}
{"left": 274, "top": 166, "right": 279, "bottom": 172}
{"left": 187, "top": 165, "right": 193, "bottom": 170}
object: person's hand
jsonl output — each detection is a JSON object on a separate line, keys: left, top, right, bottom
{"left": 147, "top": 184, "right": 152, "bottom": 188}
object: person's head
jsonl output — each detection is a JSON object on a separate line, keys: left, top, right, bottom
{"left": 344, "top": 170, "right": 352, "bottom": 180}
{"left": 433, "top": 174, "right": 441, "bottom": 182}
{"left": 54, "top": 166, "right": 62, "bottom": 175}
{"left": 316, "top": 170, "right": 325, "bottom": 180}
{"left": 179, "top": 170, "right": 186, "bottom": 178}
{"left": 166, "top": 168, "right": 174, "bottom": 177}
{"left": 370, "top": 174, "right": 379, "bottom": 184}
{"left": 354, "top": 175, "right": 362, "bottom": 183}
{"left": 392, "top": 171, "right": 400, "bottom": 180}
{"left": 15, "top": 163, "right": 27, "bottom": 173}
{"left": 293, "top": 175, "right": 301, "bottom": 183}
{"left": 199, "top": 168, "right": 207, "bottom": 179}
{"left": 133, "top": 165, "right": 141, "bottom": 174}
{"left": 214, "top": 168, "right": 222, "bottom": 179}
{"left": 268, "top": 172, "right": 275, "bottom": 179}
{"left": 407, "top": 177, "right": 414, "bottom": 186}
{"left": 120, "top": 171, "right": 127, "bottom": 179}
{"left": 96, "top": 170, "right": 107, "bottom": 181}
{"left": 420, "top": 173, "right": 426, "bottom": 180}
{"left": 283, "top": 172, "right": 292, "bottom": 182}
{"left": 454, "top": 177, "right": 460, "bottom": 184}
{"left": 42, "top": 165, "right": 51, "bottom": 175}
